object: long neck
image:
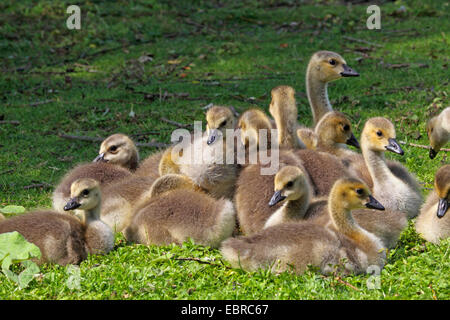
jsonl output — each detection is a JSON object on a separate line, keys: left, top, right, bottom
{"left": 361, "top": 143, "right": 393, "bottom": 183}
{"left": 329, "top": 197, "right": 381, "bottom": 256}
{"left": 306, "top": 67, "right": 332, "bottom": 125}
{"left": 272, "top": 105, "right": 304, "bottom": 149}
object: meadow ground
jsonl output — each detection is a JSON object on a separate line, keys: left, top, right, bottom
{"left": 0, "top": 0, "right": 449, "bottom": 299}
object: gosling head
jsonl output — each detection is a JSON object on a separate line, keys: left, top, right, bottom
{"left": 238, "top": 109, "right": 272, "bottom": 148}
{"left": 435, "top": 164, "right": 450, "bottom": 218}
{"left": 64, "top": 178, "right": 101, "bottom": 212}
{"left": 269, "top": 85, "right": 296, "bottom": 117}
{"left": 316, "top": 111, "right": 360, "bottom": 148}
{"left": 331, "top": 178, "right": 385, "bottom": 211}
{"left": 361, "top": 117, "right": 404, "bottom": 155}
{"left": 206, "top": 106, "right": 236, "bottom": 145}
{"left": 94, "top": 134, "right": 139, "bottom": 170}
{"left": 308, "top": 51, "right": 359, "bottom": 82}
{"left": 269, "top": 166, "right": 310, "bottom": 207}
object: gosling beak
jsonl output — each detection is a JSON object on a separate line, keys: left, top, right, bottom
{"left": 93, "top": 153, "right": 106, "bottom": 163}
{"left": 268, "top": 190, "right": 286, "bottom": 207}
{"left": 207, "top": 129, "right": 220, "bottom": 146}
{"left": 365, "top": 195, "right": 385, "bottom": 211}
{"left": 437, "top": 198, "right": 448, "bottom": 219}
{"left": 346, "top": 133, "right": 360, "bottom": 149}
{"left": 385, "top": 138, "right": 404, "bottom": 155}
{"left": 64, "top": 198, "right": 81, "bottom": 211}
{"left": 429, "top": 148, "right": 438, "bottom": 159}
{"left": 340, "top": 64, "right": 359, "bottom": 77}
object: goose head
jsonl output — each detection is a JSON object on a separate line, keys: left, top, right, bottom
{"left": 206, "top": 106, "right": 236, "bottom": 145}
{"left": 361, "top": 117, "right": 404, "bottom": 155}
{"left": 331, "top": 178, "right": 385, "bottom": 211}
{"left": 94, "top": 134, "right": 139, "bottom": 170}
{"left": 308, "top": 51, "right": 359, "bottom": 82}
{"left": 269, "top": 166, "right": 310, "bottom": 206}
{"left": 64, "top": 178, "right": 101, "bottom": 212}
{"left": 435, "top": 164, "right": 450, "bottom": 218}
{"left": 426, "top": 108, "right": 450, "bottom": 159}
{"left": 269, "top": 85, "right": 297, "bottom": 119}
{"left": 238, "top": 108, "right": 272, "bottom": 149}
{"left": 316, "top": 111, "right": 360, "bottom": 148}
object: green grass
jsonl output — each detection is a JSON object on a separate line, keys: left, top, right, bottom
{"left": 0, "top": 0, "right": 449, "bottom": 299}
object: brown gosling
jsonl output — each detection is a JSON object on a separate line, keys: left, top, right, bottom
{"left": 171, "top": 105, "right": 239, "bottom": 199}
{"left": 427, "top": 107, "right": 449, "bottom": 159}
{"left": 298, "top": 111, "right": 360, "bottom": 156}
{"left": 52, "top": 134, "right": 136, "bottom": 213}
{"left": 265, "top": 166, "right": 407, "bottom": 248}
{"left": 221, "top": 178, "right": 386, "bottom": 275}
{"left": 306, "top": 51, "right": 359, "bottom": 125}
{"left": 415, "top": 164, "right": 450, "bottom": 243}
{"left": 124, "top": 174, "right": 236, "bottom": 248}
{"left": 344, "top": 117, "right": 422, "bottom": 219}
{"left": 0, "top": 178, "right": 114, "bottom": 265}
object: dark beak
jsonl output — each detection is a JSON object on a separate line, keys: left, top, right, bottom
{"left": 346, "top": 133, "right": 360, "bottom": 149}
{"left": 268, "top": 190, "right": 286, "bottom": 207}
{"left": 207, "top": 129, "right": 220, "bottom": 146}
{"left": 365, "top": 195, "right": 385, "bottom": 211}
{"left": 437, "top": 198, "right": 448, "bottom": 219}
{"left": 93, "top": 153, "right": 106, "bottom": 163}
{"left": 385, "top": 138, "right": 404, "bottom": 155}
{"left": 340, "top": 64, "right": 359, "bottom": 77}
{"left": 64, "top": 198, "right": 81, "bottom": 211}
{"left": 429, "top": 148, "right": 438, "bottom": 159}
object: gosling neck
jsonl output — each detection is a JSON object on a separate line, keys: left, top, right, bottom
{"left": 306, "top": 67, "right": 332, "bottom": 125}
{"left": 361, "top": 141, "right": 393, "bottom": 183}
{"left": 272, "top": 104, "right": 304, "bottom": 149}
{"left": 75, "top": 205, "right": 101, "bottom": 225}
{"left": 128, "top": 151, "right": 139, "bottom": 171}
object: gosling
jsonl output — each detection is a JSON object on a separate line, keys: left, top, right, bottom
{"left": 52, "top": 134, "right": 136, "bottom": 212}
{"left": 124, "top": 174, "right": 236, "bottom": 248}
{"left": 221, "top": 178, "right": 386, "bottom": 275}
{"left": 427, "top": 107, "right": 449, "bottom": 159}
{"left": 0, "top": 178, "right": 114, "bottom": 265}
{"left": 415, "top": 164, "right": 450, "bottom": 243}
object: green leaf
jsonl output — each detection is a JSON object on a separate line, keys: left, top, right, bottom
{"left": 0, "top": 205, "right": 26, "bottom": 215}
{"left": 18, "top": 260, "right": 40, "bottom": 289}
{"left": 0, "top": 231, "right": 41, "bottom": 262}
{"left": 0, "top": 232, "right": 41, "bottom": 289}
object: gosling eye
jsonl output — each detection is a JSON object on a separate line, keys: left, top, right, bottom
{"left": 109, "top": 145, "right": 118, "bottom": 153}
{"left": 220, "top": 120, "right": 227, "bottom": 127}
{"left": 329, "top": 59, "right": 337, "bottom": 66}
{"left": 81, "top": 189, "right": 90, "bottom": 197}
{"left": 376, "top": 130, "right": 383, "bottom": 137}
{"left": 286, "top": 181, "right": 294, "bottom": 188}
{"left": 356, "top": 188, "right": 364, "bottom": 196}
{"left": 343, "top": 124, "right": 350, "bottom": 131}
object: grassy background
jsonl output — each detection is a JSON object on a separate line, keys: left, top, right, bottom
{"left": 0, "top": 0, "right": 449, "bottom": 299}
